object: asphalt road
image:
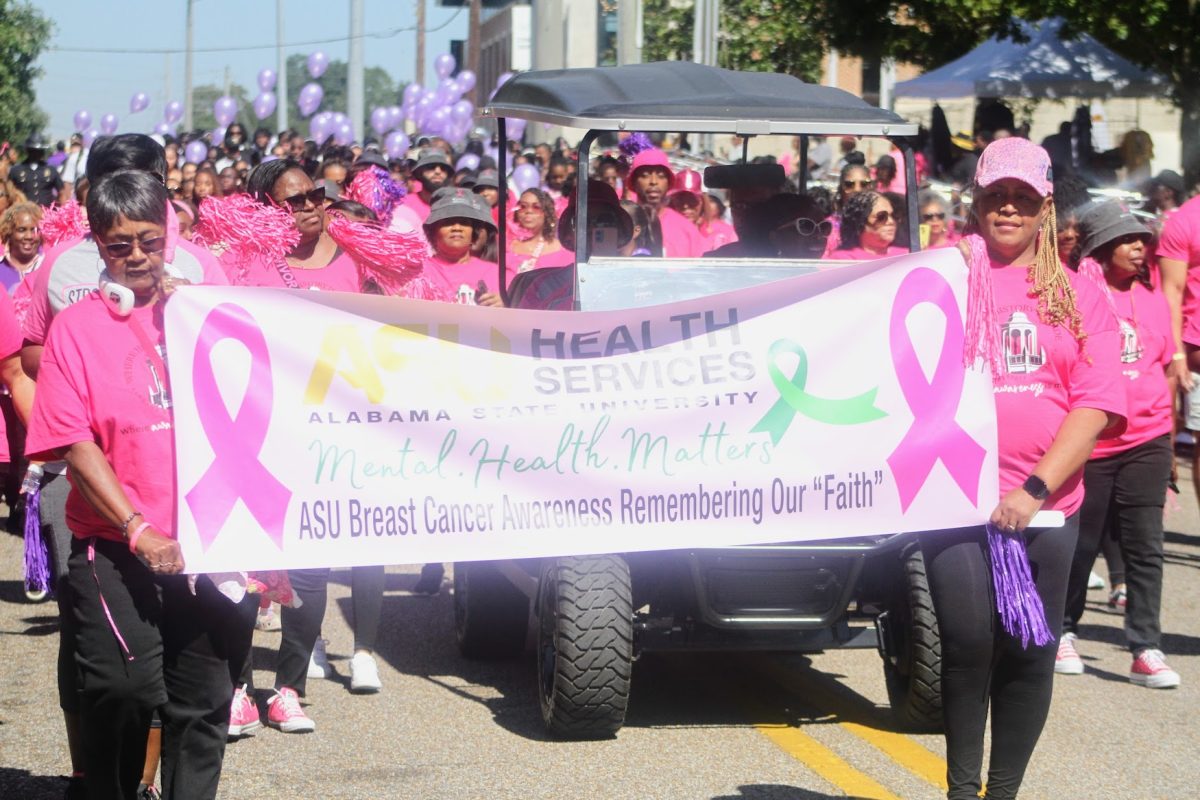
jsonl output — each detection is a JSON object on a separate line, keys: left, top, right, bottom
{"left": 1, "top": 470, "right": 1197, "bottom": 800}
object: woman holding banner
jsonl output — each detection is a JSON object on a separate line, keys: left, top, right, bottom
{"left": 921, "top": 137, "right": 1126, "bottom": 800}
{"left": 24, "top": 169, "right": 238, "bottom": 800}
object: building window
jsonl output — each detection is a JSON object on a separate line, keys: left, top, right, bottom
{"left": 598, "top": 0, "right": 619, "bottom": 66}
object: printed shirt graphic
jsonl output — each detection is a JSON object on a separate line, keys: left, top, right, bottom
{"left": 25, "top": 296, "right": 177, "bottom": 543}
{"left": 1092, "top": 282, "right": 1173, "bottom": 459}
{"left": 989, "top": 263, "right": 1126, "bottom": 515}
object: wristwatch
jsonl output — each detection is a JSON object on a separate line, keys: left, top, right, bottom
{"left": 1022, "top": 475, "right": 1050, "bottom": 501}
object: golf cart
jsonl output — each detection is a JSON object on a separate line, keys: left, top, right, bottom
{"left": 455, "top": 62, "right": 940, "bottom": 739}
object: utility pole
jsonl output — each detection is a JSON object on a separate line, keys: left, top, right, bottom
{"left": 416, "top": 0, "right": 426, "bottom": 87}
{"left": 277, "top": 0, "right": 288, "bottom": 132}
{"left": 184, "top": 0, "right": 195, "bottom": 130}
{"left": 223, "top": 65, "right": 232, "bottom": 97}
{"left": 692, "top": 0, "right": 719, "bottom": 67}
{"left": 349, "top": 0, "right": 365, "bottom": 138}
{"left": 467, "top": 0, "right": 481, "bottom": 105}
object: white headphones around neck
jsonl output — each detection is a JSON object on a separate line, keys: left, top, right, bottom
{"left": 98, "top": 265, "right": 184, "bottom": 317}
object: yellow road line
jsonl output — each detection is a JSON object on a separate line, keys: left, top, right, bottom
{"left": 757, "top": 723, "right": 903, "bottom": 800}
{"left": 755, "top": 658, "right": 949, "bottom": 791}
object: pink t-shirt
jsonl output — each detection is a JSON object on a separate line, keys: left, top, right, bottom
{"left": 990, "top": 263, "right": 1127, "bottom": 514}
{"left": 1158, "top": 196, "right": 1200, "bottom": 345}
{"left": 0, "top": 287, "right": 25, "bottom": 462}
{"left": 927, "top": 230, "right": 962, "bottom": 250}
{"left": 828, "top": 245, "right": 907, "bottom": 260}
{"left": 423, "top": 254, "right": 513, "bottom": 304}
{"left": 229, "top": 251, "right": 361, "bottom": 292}
{"left": 656, "top": 206, "right": 706, "bottom": 258}
{"left": 1091, "top": 281, "right": 1173, "bottom": 459}
{"left": 507, "top": 245, "right": 575, "bottom": 274}
{"left": 700, "top": 218, "right": 738, "bottom": 253}
{"left": 401, "top": 193, "right": 432, "bottom": 224}
{"left": 25, "top": 296, "right": 176, "bottom": 543}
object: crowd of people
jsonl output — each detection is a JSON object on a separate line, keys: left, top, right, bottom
{"left": 0, "top": 114, "right": 1194, "bottom": 800}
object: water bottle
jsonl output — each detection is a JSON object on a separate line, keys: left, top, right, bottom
{"left": 21, "top": 463, "right": 44, "bottom": 495}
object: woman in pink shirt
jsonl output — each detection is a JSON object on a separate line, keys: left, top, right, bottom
{"left": 507, "top": 188, "right": 574, "bottom": 273}
{"left": 25, "top": 170, "right": 238, "bottom": 799}
{"left": 828, "top": 191, "right": 906, "bottom": 260}
{"left": 422, "top": 188, "right": 512, "bottom": 305}
{"left": 922, "top": 138, "right": 1126, "bottom": 800}
{"left": 1059, "top": 201, "right": 1181, "bottom": 688}
{"left": 918, "top": 191, "right": 960, "bottom": 250}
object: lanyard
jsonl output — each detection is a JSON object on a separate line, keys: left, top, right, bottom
{"left": 126, "top": 306, "right": 169, "bottom": 393}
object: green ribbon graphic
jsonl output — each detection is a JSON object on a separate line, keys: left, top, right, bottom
{"left": 751, "top": 339, "right": 887, "bottom": 445}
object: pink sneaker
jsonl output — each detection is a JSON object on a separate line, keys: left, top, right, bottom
{"left": 266, "top": 687, "right": 316, "bottom": 733}
{"left": 1054, "top": 632, "right": 1084, "bottom": 675}
{"left": 228, "top": 684, "right": 260, "bottom": 738}
{"left": 1130, "top": 649, "right": 1181, "bottom": 689}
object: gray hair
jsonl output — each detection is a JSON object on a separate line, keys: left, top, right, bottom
{"left": 86, "top": 169, "right": 168, "bottom": 236}
{"left": 918, "top": 190, "right": 949, "bottom": 212}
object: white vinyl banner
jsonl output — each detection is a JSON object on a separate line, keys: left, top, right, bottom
{"left": 166, "top": 249, "right": 999, "bottom": 573}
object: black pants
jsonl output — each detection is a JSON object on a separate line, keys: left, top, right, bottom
{"left": 1065, "top": 435, "right": 1171, "bottom": 653}
{"left": 65, "top": 537, "right": 235, "bottom": 800}
{"left": 920, "top": 515, "right": 1078, "bottom": 800}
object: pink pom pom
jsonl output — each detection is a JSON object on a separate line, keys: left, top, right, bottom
{"left": 325, "top": 214, "right": 448, "bottom": 300}
{"left": 343, "top": 166, "right": 406, "bottom": 227}
{"left": 192, "top": 195, "right": 299, "bottom": 285}
{"left": 39, "top": 200, "right": 89, "bottom": 250}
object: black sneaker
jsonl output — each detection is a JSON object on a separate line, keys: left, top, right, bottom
{"left": 411, "top": 563, "right": 444, "bottom": 595}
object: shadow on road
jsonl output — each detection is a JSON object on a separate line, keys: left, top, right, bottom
{"left": 0, "top": 767, "right": 68, "bottom": 800}
{"left": 1077, "top": 621, "right": 1200, "bottom": 656}
{"left": 713, "top": 785, "right": 866, "bottom": 799}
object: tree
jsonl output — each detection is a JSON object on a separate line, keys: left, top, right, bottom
{"left": 0, "top": 1, "right": 52, "bottom": 143}
{"left": 284, "top": 53, "right": 402, "bottom": 138}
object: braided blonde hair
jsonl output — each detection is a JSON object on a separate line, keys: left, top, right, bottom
{"left": 1026, "top": 201, "right": 1086, "bottom": 349}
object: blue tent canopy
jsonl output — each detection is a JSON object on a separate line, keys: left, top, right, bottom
{"left": 894, "top": 18, "right": 1165, "bottom": 99}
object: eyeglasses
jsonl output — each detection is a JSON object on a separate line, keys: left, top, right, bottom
{"left": 842, "top": 179, "right": 872, "bottom": 190}
{"left": 275, "top": 187, "right": 326, "bottom": 212}
{"left": 778, "top": 217, "right": 833, "bottom": 238}
{"left": 98, "top": 236, "right": 167, "bottom": 259}
{"left": 869, "top": 210, "right": 897, "bottom": 225}
{"left": 922, "top": 212, "right": 946, "bottom": 221}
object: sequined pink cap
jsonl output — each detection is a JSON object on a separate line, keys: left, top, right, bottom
{"left": 974, "top": 137, "right": 1054, "bottom": 197}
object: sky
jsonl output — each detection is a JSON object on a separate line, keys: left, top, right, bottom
{"left": 29, "top": 0, "right": 469, "bottom": 138}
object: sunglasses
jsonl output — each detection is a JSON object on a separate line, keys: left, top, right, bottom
{"left": 1111, "top": 233, "right": 1147, "bottom": 247}
{"left": 869, "top": 210, "right": 897, "bottom": 225}
{"left": 843, "top": 179, "right": 872, "bottom": 189}
{"left": 276, "top": 187, "right": 326, "bottom": 212}
{"left": 778, "top": 217, "right": 833, "bottom": 238}
{"left": 922, "top": 212, "right": 946, "bottom": 221}
{"left": 98, "top": 236, "right": 167, "bottom": 259}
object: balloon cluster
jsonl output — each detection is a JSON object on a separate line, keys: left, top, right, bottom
{"left": 254, "top": 68, "right": 278, "bottom": 121}
{"left": 393, "top": 53, "right": 480, "bottom": 149}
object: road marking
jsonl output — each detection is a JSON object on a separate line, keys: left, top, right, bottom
{"left": 757, "top": 723, "right": 903, "bottom": 800}
{"left": 754, "top": 657, "right": 949, "bottom": 791}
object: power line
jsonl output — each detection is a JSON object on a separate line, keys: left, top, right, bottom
{"left": 47, "top": 10, "right": 463, "bottom": 55}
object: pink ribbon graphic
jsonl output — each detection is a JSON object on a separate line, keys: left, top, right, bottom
{"left": 887, "top": 268, "right": 986, "bottom": 512}
{"left": 185, "top": 303, "right": 291, "bottom": 550}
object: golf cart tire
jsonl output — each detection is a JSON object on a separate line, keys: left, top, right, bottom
{"left": 454, "top": 561, "right": 529, "bottom": 659}
{"left": 537, "top": 555, "right": 633, "bottom": 739}
{"left": 883, "top": 543, "right": 943, "bottom": 732}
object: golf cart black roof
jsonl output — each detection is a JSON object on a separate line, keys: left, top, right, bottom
{"left": 483, "top": 61, "right": 917, "bottom": 136}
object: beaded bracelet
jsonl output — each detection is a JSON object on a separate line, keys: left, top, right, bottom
{"left": 120, "top": 510, "right": 144, "bottom": 536}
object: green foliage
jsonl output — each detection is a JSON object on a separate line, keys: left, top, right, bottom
{"left": 284, "top": 54, "right": 402, "bottom": 137}
{"left": 0, "top": 1, "right": 52, "bottom": 143}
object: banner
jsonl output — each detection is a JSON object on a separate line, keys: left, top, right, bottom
{"left": 166, "top": 249, "right": 999, "bottom": 573}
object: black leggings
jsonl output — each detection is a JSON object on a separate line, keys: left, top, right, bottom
{"left": 920, "top": 515, "right": 1078, "bottom": 800}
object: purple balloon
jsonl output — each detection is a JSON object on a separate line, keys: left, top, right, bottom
{"left": 412, "top": 96, "right": 434, "bottom": 126}
{"left": 433, "top": 53, "right": 456, "bottom": 81}
{"left": 507, "top": 117, "right": 527, "bottom": 142}
{"left": 310, "top": 111, "right": 333, "bottom": 141}
{"left": 213, "top": 95, "right": 238, "bottom": 127}
{"left": 298, "top": 82, "right": 323, "bottom": 117}
{"left": 82, "top": 128, "right": 100, "bottom": 147}
{"left": 436, "top": 79, "right": 462, "bottom": 106}
{"left": 184, "top": 140, "right": 208, "bottom": 164}
{"left": 456, "top": 153, "right": 480, "bottom": 172}
{"left": 211, "top": 127, "right": 226, "bottom": 146}
{"left": 451, "top": 100, "right": 474, "bottom": 124}
{"left": 73, "top": 109, "right": 91, "bottom": 132}
{"left": 333, "top": 121, "right": 354, "bottom": 146}
{"left": 129, "top": 92, "right": 150, "bottom": 114}
{"left": 257, "top": 67, "right": 277, "bottom": 92}
{"left": 307, "top": 50, "right": 329, "bottom": 79}
{"left": 153, "top": 121, "right": 172, "bottom": 136}
{"left": 456, "top": 70, "right": 477, "bottom": 93}
{"left": 386, "top": 105, "right": 404, "bottom": 129}
{"left": 384, "top": 130, "right": 410, "bottom": 160}
{"left": 164, "top": 100, "right": 183, "bottom": 124}
{"left": 253, "top": 92, "right": 277, "bottom": 121}
{"left": 511, "top": 163, "right": 541, "bottom": 193}
{"left": 369, "top": 107, "right": 390, "bottom": 136}
{"left": 100, "top": 113, "right": 119, "bottom": 135}
{"left": 403, "top": 83, "right": 423, "bottom": 106}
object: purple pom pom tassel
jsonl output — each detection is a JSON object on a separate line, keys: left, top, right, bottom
{"left": 23, "top": 484, "right": 50, "bottom": 595}
{"left": 987, "top": 522, "right": 1053, "bottom": 648}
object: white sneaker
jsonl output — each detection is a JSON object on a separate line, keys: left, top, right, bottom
{"left": 255, "top": 604, "right": 280, "bottom": 631}
{"left": 307, "top": 637, "right": 331, "bottom": 680}
{"left": 349, "top": 651, "right": 382, "bottom": 694}
{"left": 1087, "top": 570, "right": 1106, "bottom": 590}
{"left": 1055, "top": 632, "right": 1084, "bottom": 675}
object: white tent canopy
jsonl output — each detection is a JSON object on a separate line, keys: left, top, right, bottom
{"left": 893, "top": 18, "right": 1166, "bottom": 100}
